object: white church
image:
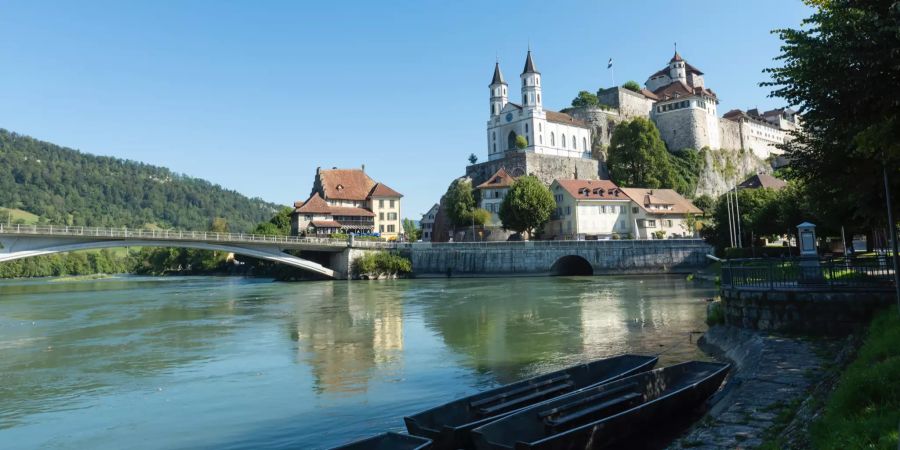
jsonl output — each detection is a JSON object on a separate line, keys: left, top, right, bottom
{"left": 486, "top": 51, "right": 592, "bottom": 162}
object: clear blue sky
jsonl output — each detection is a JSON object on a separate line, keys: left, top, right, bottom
{"left": 0, "top": 0, "right": 812, "bottom": 218}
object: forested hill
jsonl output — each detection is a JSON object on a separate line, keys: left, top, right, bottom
{"left": 0, "top": 129, "right": 282, "bottom": 232}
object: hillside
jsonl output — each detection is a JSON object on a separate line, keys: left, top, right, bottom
{"left": 0, "top": 129, "right": 282, "bottom": 232}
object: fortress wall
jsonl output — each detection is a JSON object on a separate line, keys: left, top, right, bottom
{"left": 654, "top": 108, "right": 709, "bottom": 151}
{"left": 718, "top": 118, "right": 744, "bottom": 150}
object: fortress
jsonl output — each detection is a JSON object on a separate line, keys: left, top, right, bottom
{"left": 468, "top": 49, "right": 799, "bottom": 189}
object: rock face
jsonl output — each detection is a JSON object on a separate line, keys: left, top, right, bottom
{"left": 465, "top": 152, "right": 601, "bottom": 188}
{"left": 694, "top": 148, "right": 770, "bottom": 198}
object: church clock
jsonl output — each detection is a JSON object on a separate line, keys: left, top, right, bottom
{"left": 505, "top": 112, "right": 513, "bottom": 122}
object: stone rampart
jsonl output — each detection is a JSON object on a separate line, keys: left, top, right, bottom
{"left": 409, "top": 239, "right": 712, "bottom": 276}
{"left": 465, "top": 152, "right": 600, "bottom": 187}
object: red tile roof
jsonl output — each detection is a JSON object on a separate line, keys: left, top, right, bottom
{"left": 652, "top": 81, "right": 717, "bottom": 101}
{"left": 619, "top": 188, "right": 702, "bottom": 214}
{"left": 295, "top": 193, "right": 332, "bottom": 214}
{"left": 546, "top": 110, "right": 590, "bottom": 128}
{"left": 476, "top": 168, "right": 516, "bottom": 189}
{"left": 670, "top": 51, "right": 684, "bottom": 63}
{"left": 310, "top": 220, "right": 342, "bottom": 228}
{"left": 318, "top": 169, "right": 376, "bottom": 201}
{"left": 554, "top": 179, "right": 623, "bottom": 199}
{"left": 369, "top": 182, "right": 403, "bottom": 198}
{"left": 329, "top": 206, "right": 375, "bottom": 217}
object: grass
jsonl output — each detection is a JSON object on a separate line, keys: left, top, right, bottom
{"left": 0, "top": 207, "right": 40, "bottom": 225}
{"left": 810, "top": 309, "right": 900, "bottom": 449}
{"left": 706, "top": 301, "right": 724, "bottom": 326}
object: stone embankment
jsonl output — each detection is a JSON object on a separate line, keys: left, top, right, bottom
{"left": 667, "top": 326, "right": 849, "bottom": 449}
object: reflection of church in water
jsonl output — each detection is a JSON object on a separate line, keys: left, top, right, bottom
{"left": 292, "top": 286, "right": 404, "bottom": 394}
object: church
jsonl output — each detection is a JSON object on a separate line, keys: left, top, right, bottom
{"left": 486, "top": 51, "right": 592, "bottom": 162}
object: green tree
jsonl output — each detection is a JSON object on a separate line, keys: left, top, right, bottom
{"left": 607, "top": 117, "right": 678, "bottom": 189}
{"left": 468, "top": 153, "right": 478, "bottom": 165}
{"left": 515, "top": 135, "right": 528, "bottom": 149}
{"left": 692, "top": 194, "right": 715, "bottom": 215}
{"left": 444, "top": 178, "right": 476, "bottom": 228}
{"left": 570, "top": 90, "right": 599, "bottom": 108}
{"left": 621, "top": 80, "right": 641, "bottom": 93}
{"left": 402, "top": 218, "right": 422, "bottom": 241}
{"left": 253, "top": 207, "right": 293, "bottom": 235}
{"left": 498, "top": 175, "right": 555, "bottom": 238}
{"left": 763, "top": 0, "right": 900, "bottom": 231}
{"left": 472, "top": 208, "right": 491, "bottom": 226}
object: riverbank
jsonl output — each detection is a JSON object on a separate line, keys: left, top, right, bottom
{"left": 667, "top": 325, "right": 851, "bottom": 449}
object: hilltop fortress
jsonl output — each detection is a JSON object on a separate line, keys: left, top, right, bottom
{"left": 467, "top": 50, "right": 798, "bottom": 195}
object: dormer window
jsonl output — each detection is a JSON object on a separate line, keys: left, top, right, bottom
{"left": 336, "top": 184, "right": 344, "bottom": 191}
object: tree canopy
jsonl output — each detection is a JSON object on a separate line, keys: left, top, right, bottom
{"left": 621, "top": 80, "right": 642, "bottom": 93}
{"left": 0, "top": 129, "right": 281, "bottom": 231}
{"left": 498, "top": 175, "right": 555, "bottom": 237}
{"left": 570, "top": 90, "right": 600, "bottom": 108}
{"left": 444, "top": 179, "right": 476, "bottom": 228}
{"left": 607, "top": 118, "right": 679, "bottom": 190}
{"left": 763, "top": 0, "right": 900, "bottom": 230}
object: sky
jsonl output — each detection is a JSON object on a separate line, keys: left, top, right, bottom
{"left": 0, "top": 0, "right": 814, "bottom": 218}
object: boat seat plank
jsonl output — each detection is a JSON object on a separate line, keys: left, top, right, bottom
{"left": 478, "top": 382, "right": 574, "bottom": 416}
{"left": 469, "top": 374, "right": 572, "bottom": 409}
{"left": 537, "top": 383, "right": 638, "bottom": 419}
{"left": 543, "top": 392, "right": 642, "bottom": 428}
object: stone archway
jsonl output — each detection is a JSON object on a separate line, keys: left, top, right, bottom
{"left": 550, "top": 255, "right": 594, "bottom": 276}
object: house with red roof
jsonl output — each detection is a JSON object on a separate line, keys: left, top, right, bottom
{"left": 475, "top": 168, "right": 517, "bottom": 225}
{"left": 291, "top": 166, "right": 403, "bottom": 239}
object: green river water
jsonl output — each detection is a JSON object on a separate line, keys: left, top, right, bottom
{"left": 0, "top": 275, "right": 716, "bottom": 449}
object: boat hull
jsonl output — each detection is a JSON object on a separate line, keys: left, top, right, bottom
{"left": 328, "top": 431, "right": 432, "bottom": 450}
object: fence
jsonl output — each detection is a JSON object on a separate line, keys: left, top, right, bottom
{"left": 721, "top": 256, "right": 896, "bottom": 291}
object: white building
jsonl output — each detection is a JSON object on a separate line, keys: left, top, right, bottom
{"left": 420, "top": 203, "right": 439, "bottom": 242}
{"left": 619, "top": 188, "right": 702, "bottom": 239}
{"left": 486, "top": 51, "right": 592, "bottom": 162}
{"left": 475, "top": 168, "right": 516, "bottom": 225}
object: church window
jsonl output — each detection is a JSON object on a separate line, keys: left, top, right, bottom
{"left": 537, "top": 94, "right": 541, "bottom": 103}
{"left": 540, "top": 135, "right": 543, "bottom": 144}
{"left": 525, "top": 123, "right": 529, "bottom": 133}
{"left": 492, "top": 132, "right": 496, "bottom": 140}
{"left": 539, "top": 123, "right": 542, "bottom": 131}
{"left": 550, "top": 132, "right": 555, "bottom": 146}
{"left": 562, "top": 134, "right": 566, "bottom": 148}
{"left": 493, "top": 143, "right": 496, "bottom": 153}
{"left": 583, "top": 138, "right": 587, "bottom": 150}
{"left": 572, "top": 136, "right": 577, "bottom": 149}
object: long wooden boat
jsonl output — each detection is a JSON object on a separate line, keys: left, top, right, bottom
{"left": 470, "top": 361, "right": 730, "bottom": 450}
{"left": 404, "top": 354, "right": 658, "bottom": 450}
{"left": 328, "top": 431, "right": 432, "bottom": 450}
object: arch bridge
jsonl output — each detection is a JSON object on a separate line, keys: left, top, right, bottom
{"left": 0, "top": 224, "right": 398, "bottom": 279}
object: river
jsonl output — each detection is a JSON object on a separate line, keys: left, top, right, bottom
{"left": 0, "top": 275, "right": 716, "bottom": 449}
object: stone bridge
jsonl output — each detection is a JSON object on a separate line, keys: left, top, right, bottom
{"left": 408, "top": 239, "right": 713, "bottom": 277}
{"left": 0, "top": 224, "right": 396, "bottom": 279}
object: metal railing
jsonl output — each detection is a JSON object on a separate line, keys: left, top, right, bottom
{"left": 721, "top": 256, "right": 896, "bottom": 291}
{"left": 0, "top": 224, "right": 398, "bottom": 249}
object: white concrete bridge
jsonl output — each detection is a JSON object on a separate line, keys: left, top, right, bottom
{"left": 0, "top": 224, "right": 398, "bottom": 279}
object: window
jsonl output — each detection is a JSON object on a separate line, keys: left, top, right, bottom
{"left": 525, "top": 123, "right": 529, "bottom": 133}
{"left": 562, "top": 134, "right": 566, "bottom": 148}
{"left": 540, "top": 135, "right": 543, "bottom": 144}
{"left": 663, "top": 219, "right": 673, "bottom": 227}
{"left": 539, "top": 123, "right": 542, "bottom": 131}
{"left": 379, "top": 199, "right": 385, "bottom": 208}
{"left": 390, "top": 200, "right": 395, "bottom": 208}
{"left": 379, "top": 212, "right": 384, "bottom": 220}
{"left": 305, "top": 215, "right": 312, "bottom": 220}
{"left": 493, "top": 143, "right": 496, "bottom": 153}
{"left": 583, "top": 138, "right": 587, "bottom": 150}
{"left": 565, "top": 206, "right": 571, "bottom": 215}
{"left": 380, "top": 225, "right": 385, "bottom": 232}
{"left": 387, "top": 212, "right": 397, "bottom": 220}
{"left": 632, "top": 207, "right": 638, "bottom": 214}
{"left": 537, "top": 94, "right": 541, "bottom": 103}
{"left": 572, "top": 136, "right": 577, "bottom": 149}
{"left": 601, "top": 205, "right": 607, "bottom": 214}
{"left": 387, "top": 225, "right": 395, "bottom": 233}
{"left": 550, "top": 132, "right": 555, "bottom": 146}
{"left": 646, "top": 220, "right": 657, "bottom": 228}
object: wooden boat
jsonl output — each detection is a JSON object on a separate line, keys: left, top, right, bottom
{"left": 470, "top": 361, "right": 730, "bottom": 450}
{"left": 328, "top": 431, "right": 432, "bottom": 450}
{"left": 404, "top": 354, "right": 658, "bottom": 450}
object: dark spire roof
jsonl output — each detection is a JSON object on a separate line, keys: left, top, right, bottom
{"left": 490, "top": 62, "right": 506, "bottom": 85}
{"left": 670, "top": 51, "right": 684, "bottom": 63}
{"left": 522, "top": 50, "right": 539, "bottom": 74}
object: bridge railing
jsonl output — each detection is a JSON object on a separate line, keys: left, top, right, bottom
{"left": 0, "top": 224, "right": 400, "bottom": 249}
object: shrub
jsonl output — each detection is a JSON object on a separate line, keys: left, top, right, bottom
{"left": 706, "top": 301, "right": 724, "bottom": 326}
{"left": 352, "top": 251, "right": 412, "bottom": 277}
{"left": 515, "top": 135, "right": 528, "bottom": 149}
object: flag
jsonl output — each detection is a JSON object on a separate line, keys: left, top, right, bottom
{"left": 607, "top": 58, "right": 613, "bottom": 69}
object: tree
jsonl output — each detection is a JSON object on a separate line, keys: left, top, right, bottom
{"left": 515, "top": 135, "right": 528, "bottom": 149}
{"left": 607, "top": 118, "right": 678, "bottom": 189}
{"left": 692, "top": 194, "right": 715, "bottom": 215}
{"left": 444, "top": 178, "right": 476, "bottom": 228}
{"left": 570, "top": 90, "right": 599, "bottom": 108}
{"left": 402, "top": 218, "right": 422, "bottom": 241}
{"left": 498, "top": 175, "right": 555, "bottom": 238}
{"left": 210, "top": 217, "right": 229, "bottom": 233}
{"left": 763, "top": 0, "right": 900, "bottom": 230}
{"left": 621, "top": 80, "right": 641, "bottom": 93}
{"left": 472, "top": 208, "right": 491, "bottom": 226}
{"left": 468, "top": 153, "right": 478, "bottom": 165}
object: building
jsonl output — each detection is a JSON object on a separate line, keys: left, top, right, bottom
{"left": 738, "top": 173, "right": 788, "bottom": 190}
{"left": 487, "top": 52, "right": 592, "bottom": 162}
{"left": 420, "top": 203, "right": 439, "bottom": 242}
{"left": 619, "top": 188, "right": 703, "bottom": 239}
{"left": 291, "top": 166, "right": 403, "bottom": 239}
{"left": 475, "top": 168, "right": 516, "bottom": 225}
{"left": 545, "top": 179, "right": 632, "bottom": 240}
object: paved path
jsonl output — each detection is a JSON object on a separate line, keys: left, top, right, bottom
{"left": 667, "top": 326, "right": 840, "bottom": 449}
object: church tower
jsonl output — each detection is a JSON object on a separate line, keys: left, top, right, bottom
{"left": 489, "top": 62, "right": 508, "bottom": 116}
{"left": 520, "top": 50, "right": 542, "bottom": 111}
{"left": 668, "top": 51, "right": 687, "bottom": 84}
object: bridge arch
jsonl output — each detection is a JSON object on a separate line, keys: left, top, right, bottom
{"left": 0, "top": 239, "right": 336, "bottom": 279}
{"left": 550, "top": 255, "right": 594, "bottom": 276}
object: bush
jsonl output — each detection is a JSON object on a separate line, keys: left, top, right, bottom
{"left": 622, "top": 80, "right": 642, "bottom": 93}
{"left": 515, "top": 135, "right": 528, "bottom": 149}
{"left": 811, "top": 310, "right": 900, "bottom": 449}
{"left": 352, "top": 251, "right": 412, "bottom": 278}
{"left": 706, "top": 301, "right": 724, "bottom": 326}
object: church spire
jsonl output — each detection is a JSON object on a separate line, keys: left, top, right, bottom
{"left": 491, "top": 62, "right": 505, "bottom": 85}
{"left": 522, "top": 50, "right": 539, "bottom": 74}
